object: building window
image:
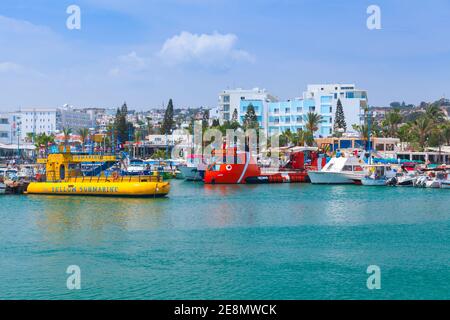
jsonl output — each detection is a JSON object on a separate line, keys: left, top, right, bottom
{"left": 274, "top": 108, "right": 279, "bottom": 114}
{"left": 309, "top": 106, "right": 316, "bottom": 112}
{"left": 296, "top": 107, "right": 302, "bottom": 113}
{"left": 0, "top": 118, "right": 8, "bottom": 124}
{"left": 223, "top": 95, "right": 230, "bottom": 103}
{"left": 285, "top": 108, "right": 290, "bottom": 113}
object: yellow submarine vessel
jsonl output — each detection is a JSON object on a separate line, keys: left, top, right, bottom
{"left": 26, "top": 147, "right": 170, "bottom": 197}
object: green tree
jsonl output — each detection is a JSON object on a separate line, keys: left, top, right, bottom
{"left": 114, "top": 102, "right": 129, "bottom": 143}
{"left": 231, "top": 108, "right": 238, "bottom": 123}
{"left": 26, "top": 132, "right": 34, "bottom": 143}
{"left": 442, "top": 121, "right": 450, "bottom": 145}
{"left": 304, "top": 112, "right": 323, "bottom": 146}
{"left": 305, "top": 112, "right": 322, "bottom": 135}
{"left": 411, "top": 116, "right": 433, "bottom": 151}
{"left": 397, "top": 123, "right": 412, "bottom": 147}
{"left": 425, "top": 105, "right": 446, "bottom": 124}
{"left": 34, "top": 133, "right": 55, "bottom": 150}
{"left": 161, "top": 99, "right": 175, "bottom": 134}
{"left": 62, "top": 128, "right": 72, "bottom": 147}
{"left": 211, "top": 119, "right": 220, "bottom": 127}
{"left": 381, "top": 109, "right": 402, "bottom": 137}
{"left": 243, "top": 104, "right": 259, "bottom": 130}
{"left": 77, "top": 128, "right": 89, "bottom": 152}
{"left": 202, "top": 110, "right": 210, "bottom": 129}
{"left": 152, "top": 149, "right": 168, "bottom": 159}
{"left": 333, "top": 99, "right": 347, "bottom": 136}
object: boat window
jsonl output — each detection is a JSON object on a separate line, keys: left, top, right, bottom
{"left": 353, "top": 166, "right": 363, "bottom": 171}
{"left": 343, "top": 165, "right": 353, "bottom": 171}
{"left": 326, "top": 163, "right": 334, "bottom": 170}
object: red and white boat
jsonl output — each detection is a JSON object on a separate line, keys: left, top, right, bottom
{"left": 203, "top": 147, "right": 327, "bottom": 184}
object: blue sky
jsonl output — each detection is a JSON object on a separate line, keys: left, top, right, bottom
{"left": 1, "top": 0, "right": 450, "bottom": 111}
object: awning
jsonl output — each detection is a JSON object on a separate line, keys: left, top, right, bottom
{"left": 0, "top": 143, "right": 36, "bottom": 150}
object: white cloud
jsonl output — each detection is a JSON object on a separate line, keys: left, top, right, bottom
{"left": 119, "top": 51, "right": 147, "bottom": 69}
{"left": 0, "top": 62, "right": 24, "bottom": 73}
{"left": 158, "top": 31, "right": 254, "bottom": 68}
{"left": 109, "top": 51, "right": 149, "bottom": 76}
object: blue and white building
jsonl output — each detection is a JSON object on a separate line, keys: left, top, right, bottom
{"left": 218, "top": 88, "right": 278, "bottom": 126}
{"left": 219, "top": 84, "right": 368, "bottom": 137}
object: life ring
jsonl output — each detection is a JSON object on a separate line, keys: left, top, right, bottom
{"left": 226, "top": 165, "right": 233, "bottom": 171}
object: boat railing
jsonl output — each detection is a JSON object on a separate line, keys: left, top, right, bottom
{"left": 45, "top": 171, "right": 163, "bottom": 183}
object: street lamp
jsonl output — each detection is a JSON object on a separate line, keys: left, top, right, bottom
{"left": 16, "top": 121, "right": 21, "bottom": 164}
{"left": 366, "top": 109, "right": 377, "bottom": 164}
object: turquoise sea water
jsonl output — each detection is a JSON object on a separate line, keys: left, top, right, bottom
{"left": 0, "top": 181, "right": 449, "bottom": 300}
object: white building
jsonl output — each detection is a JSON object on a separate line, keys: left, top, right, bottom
{"left": 302, "top": 84, "right": 368, "bottom": 135}
{"left": 208, "top": 106, "right": 221, "bottom": 120}
{"left": 218, "top": 88, "right": 278, "bottom": 127}
{"left": 218, "top": 85, "right": 367, "bottom": 137}
{"left": 0, "top": 113, "right": 20, "bottom": 144}
{"left": 18, "top": 107, "right": 93, "bottom": 140}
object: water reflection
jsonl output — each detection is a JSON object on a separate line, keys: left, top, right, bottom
{"left": 33, "top": 195, "right": 169, "bottom": 243}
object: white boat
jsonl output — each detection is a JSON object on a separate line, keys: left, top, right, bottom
{"left": 425, "top": 172, "right": 448, "bottom": 188}
{"left": 360, "top": 165, "right": 396, "bottom": 186}
{"left": 179, "top": 154, "right": 208, "bottom": 181}
{"left": 441, "top": 180, "right": 450, "bottom": 189}
{"left": 0, "top": 168, "right": 18, "bottom": 180}
{"left": 308, "top": 156, "right": 366, "bottom": 184}
{"left": 387, "top": 172, "right": 417, "bottom": 187}
{"left": 179, "top": 163, "right": 207, "bottom": 181}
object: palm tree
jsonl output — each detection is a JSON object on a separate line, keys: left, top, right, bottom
{"left": 283, "top": 129, "right": 294, "bottom": 146}
{"left": 442, "top": 121, "right": 450, "bottom": 145}
{"left": 352, "top": 124, "right": 369, "bottom": 140}
{"left": 26, "top": 132, "right": 34, "bottom": 143}
{"left": 77, "top": 128, "right": 89, "bottom": 152}
{"left": 293, "top": 129, "right": 306, "bottom": 146}
{"left": 411, "top": 116, "right": 433, "bottom": 151}
{"left": 425, "top": 105, "right": 446, "bottom": 124}
{"left": 382, "top": 109, "right": 402, "bottom": 137}
{"left": 62, "top": 127, "right": 72, "bottom": 147}
{"left": 397, "top": 123, "right": 412, "bottom": 150}
{"left": 305, "top": 112, "right": 323, "bottom": 134}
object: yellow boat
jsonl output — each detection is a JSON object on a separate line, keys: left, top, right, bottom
{"left": 26, "top": 148, "right": 170, "bottom": 197}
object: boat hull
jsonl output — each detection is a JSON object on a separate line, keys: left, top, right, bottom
{"left": 26, "top": 180, "right": 170, "bottom": 197}
{"left": 308, "top": 171, "right": 362, "bottom": 184}
{"left": 179, "top": 166, "right": 204, "bottom": 181}
{"left": 361, "top": 178, "right": 387, "bottom": 186}
{"left": 204, "top": 163, "right": 260, "bottom": 184}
